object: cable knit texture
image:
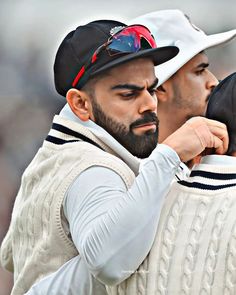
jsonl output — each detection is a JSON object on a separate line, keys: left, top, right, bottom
{"left": 107, "top": 163, "right": 236, "bottom": 295}
{"left": 0, "top": 115, "right": 135, "bottom": 295}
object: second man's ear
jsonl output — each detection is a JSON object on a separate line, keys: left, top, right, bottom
{"left": 155, "top": 79, "right": 175, "bottom": 103}
{"left": 66, "top": 88, "right": 94, "bottom": 121}
{"left": 155, "top": 83, "right": 168, "bottom": 102}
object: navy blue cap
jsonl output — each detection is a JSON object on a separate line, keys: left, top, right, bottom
{"left": 54, "top": 19, "right": 179, "bottom": 97}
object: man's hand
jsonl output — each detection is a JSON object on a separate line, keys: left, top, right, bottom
{"left": 162, "top": 117, "right": 228, "bottom": 162}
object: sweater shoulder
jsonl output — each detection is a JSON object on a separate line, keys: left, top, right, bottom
{"left": 41, "top": 140, "right": 135, "bottom": 188}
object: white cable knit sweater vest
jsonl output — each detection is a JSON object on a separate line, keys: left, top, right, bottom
{"left": 107, "top": 163, "right": 236, "bottom": 295}
{"left": 0, "top": 115, "right": 135, "bottom": 295}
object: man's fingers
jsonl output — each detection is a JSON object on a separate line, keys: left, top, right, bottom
{"left": 207, "top": 124, "right": 229, "bottom": 153}
{"left": 190, "top": 117, "right": 226, "bottom": 130}
{"left": 212, "top": 136, "right": 225, "bottom": 155}
{"left": 163, "top": 116, "right": 229, "bottom": 163}
{"left": 187, "top": 117, "right": 229, "bottom": 153}
{"left": 191, "top": 123, "right": 214, "bottom": 149}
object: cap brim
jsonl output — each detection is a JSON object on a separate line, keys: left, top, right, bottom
{"left": 91, "top": 46, "right": 179, "bottom": 77}
{"left": 155, "top": 29, "right": 236, "bottom": 85}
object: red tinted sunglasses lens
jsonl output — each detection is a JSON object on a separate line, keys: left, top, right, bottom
{"left": 107, "top": 33, "right": 140, "bottom": 55}
{"left": 129, "top": 25, "right": 157, "bottom": 48}
{"left": 107, "top": 25, "right": 156, "bottom": 56}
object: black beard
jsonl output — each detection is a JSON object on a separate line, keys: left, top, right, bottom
{"left": 91, "top": 99, "right": 159, "bottom": 158}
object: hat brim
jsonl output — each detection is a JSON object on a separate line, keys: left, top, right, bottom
{"left": 155, "top": 29, "right": 236, "bottom": 85}
{"left": 91, "top": 46, "right": 179, "bottom": 78}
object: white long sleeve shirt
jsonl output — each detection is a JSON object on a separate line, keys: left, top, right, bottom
{"left": 25, "top": 104, "right": 184, "bottom": 295}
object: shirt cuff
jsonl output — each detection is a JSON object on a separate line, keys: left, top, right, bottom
{"left": 139, "top": 143, "right": 181, "bottom": 172}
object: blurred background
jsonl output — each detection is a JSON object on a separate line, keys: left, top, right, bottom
{"left": 0, "top": 0, "right": 235, "bottom": 294}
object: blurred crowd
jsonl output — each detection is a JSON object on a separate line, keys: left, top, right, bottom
{"left": 0, "top": 2, "right": 236, "bottom": 294}
{"left": 0, "top": 46, "right": 65, "bottom": 294}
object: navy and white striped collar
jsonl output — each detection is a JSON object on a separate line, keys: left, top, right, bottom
{"left": 45, "top": 121, "right": 104, "bottom": 150}
{"left": 178, "top": 156, "right": 236, "bottom": 191}
{"left": 46, "top": 104, "right": 140, "bottom": 174}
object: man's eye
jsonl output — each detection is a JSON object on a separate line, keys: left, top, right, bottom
{"left": 121, "top": 92, "right": 136, "bottom": 98}
{"left": 196, "top": 68, "right": 205, "bottom": 75}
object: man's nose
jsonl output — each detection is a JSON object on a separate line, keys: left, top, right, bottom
{"left": 139, "top": 91, "right": 157, "bottom": 114}
{"left": 206, "top": 70, "right": 219, "bottom": 91}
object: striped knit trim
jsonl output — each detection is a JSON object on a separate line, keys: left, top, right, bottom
{"left": 178, "top": 180, "right": 236, "bottom": 190}
{"left": 45, "top": 122, "right": 104, "bottom": 150}
{"left": 178, "top": 166, "right": 236, "bottom": 190}
{"left": 190, "top": 170, "right": 236, "bottom": 180}
{"left": 46, "top": 135, "right": 80, "bottom": 145}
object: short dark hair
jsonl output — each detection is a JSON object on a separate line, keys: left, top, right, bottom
{"left": 206, "top": 72, "right": 236, "bottom": 155}
{"left": 80, "top": 70, "right": 111, "bottom": 99}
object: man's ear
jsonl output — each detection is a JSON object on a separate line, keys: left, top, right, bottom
{"left": 66, "top": 88, "right": 93, "bottom": 121}
{"left": 155, "top": 82, "right": 168, "bottom": 102}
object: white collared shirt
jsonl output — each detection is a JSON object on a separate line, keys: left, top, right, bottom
{"left": 200, "top": 154, "right": 236, "bottom": 166}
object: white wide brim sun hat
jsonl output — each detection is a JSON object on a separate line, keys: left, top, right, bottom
{"left": 129, "top": 9, "right": 236, "bottom": 86}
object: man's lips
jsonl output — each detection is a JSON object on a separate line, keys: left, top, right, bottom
{"left": 132, "top": 122, "right": 157, "bottom": 132}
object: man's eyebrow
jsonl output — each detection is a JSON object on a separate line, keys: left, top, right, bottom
{"left": 196, "top": 62, "right": 209, "bottom": 69}
{"left": 111, "top": 78, "right": 159, "bottom": 91}
{"left": 111, "top": 84, "right": 145, "bottom": 91}
{"left": 148, "top": 78, "right": 159, "bottom": 90}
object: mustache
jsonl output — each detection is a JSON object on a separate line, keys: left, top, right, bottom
{"left": 130, "top": 112, "right": 159, "bottom": 130}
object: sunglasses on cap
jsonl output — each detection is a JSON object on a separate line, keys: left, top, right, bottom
{"left": 72, "top": 25, "right": 157, "bottom": 88}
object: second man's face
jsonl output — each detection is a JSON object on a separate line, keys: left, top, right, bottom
{"left": 157, "top": 52, "right": 218, "bottom": 142}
